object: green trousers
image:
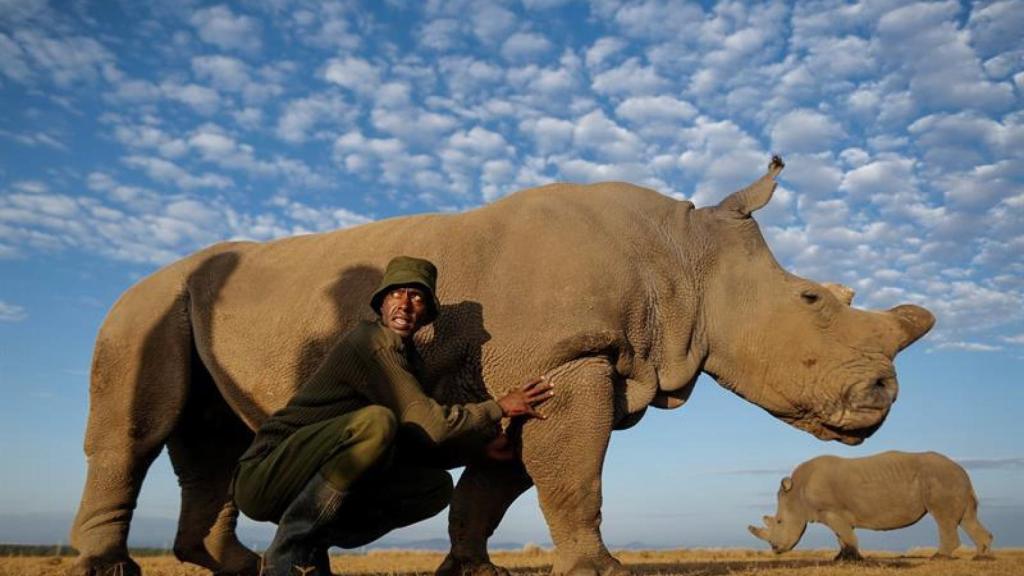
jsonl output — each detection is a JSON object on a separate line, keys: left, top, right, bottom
{"left": 234, "top": 405, "right": 453, "bottom": 547}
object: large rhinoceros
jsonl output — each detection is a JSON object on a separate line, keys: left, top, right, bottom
{"left": 70, "top": 157, "right": 934, "bottom": 576}
{"left": 748, "top": 451, "right": 994, "bottom": 560}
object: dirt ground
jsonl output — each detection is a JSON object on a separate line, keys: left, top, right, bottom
{"left": 2, "top": 548, "right": 1021, "bottom": 576}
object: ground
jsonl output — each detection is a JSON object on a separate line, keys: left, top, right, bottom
{"left": 2, "top": 549, "right": 1021, "bottom": 576}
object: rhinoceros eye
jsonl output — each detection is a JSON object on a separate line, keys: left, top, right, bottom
{"left": 800, "top": 290, "right": 820, "bottom": 305}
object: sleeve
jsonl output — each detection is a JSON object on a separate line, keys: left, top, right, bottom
{"left": 358, "top": 338, "right": 504, "bottom": 446}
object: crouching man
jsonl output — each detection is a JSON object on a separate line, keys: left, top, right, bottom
{"left": 234, "top": 255, "right": 552, "bottom": 575}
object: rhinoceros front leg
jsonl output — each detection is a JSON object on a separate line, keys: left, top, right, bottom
{"left": 436, "top": 459, "right": 533, "bottom": 576}
{"left": 520, "top": 358, "right": 628, "bottom": 576}
{"left": 822, "top": 512, "right": 863, "bottom": 562}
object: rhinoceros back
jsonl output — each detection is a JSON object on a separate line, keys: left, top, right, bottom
{"left": 169, "top": 182, "right": 688, "bottom": 428}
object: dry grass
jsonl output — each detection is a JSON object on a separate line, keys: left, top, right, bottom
{"left": 2, "top": 548, "right": 1021, "bottom": 576}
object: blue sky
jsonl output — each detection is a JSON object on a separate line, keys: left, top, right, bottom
{"left": 1, "top": 0, "right": 1022, "bottom": 552}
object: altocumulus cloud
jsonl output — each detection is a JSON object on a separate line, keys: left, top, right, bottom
{"left": 0, "top": 0, "right": 1020, "bottom": 352}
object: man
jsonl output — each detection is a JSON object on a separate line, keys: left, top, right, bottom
{"left": 234, "top": 255, "right": 552, "bottom": 576}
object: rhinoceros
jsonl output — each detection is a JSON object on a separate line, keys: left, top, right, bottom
{"left": 70, "top": 157, "right": 934, "bottom": 576}
{"left": 748, "top": 451, "right": 994, "bottom": 561}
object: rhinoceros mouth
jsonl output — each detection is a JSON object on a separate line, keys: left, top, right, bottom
{"left": 822, "top": 419, "right": 884, "bottom": 445}
{"left": 789, "top": 407, "right": 887, "bottom": 446}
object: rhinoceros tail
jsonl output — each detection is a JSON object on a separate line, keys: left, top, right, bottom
{"left": 962, "top": 487, "right": 994, "bottom": 556}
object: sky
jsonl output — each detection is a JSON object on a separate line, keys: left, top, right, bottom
{"left": 0, "top": 0, "right": 1022, "bottom": 554}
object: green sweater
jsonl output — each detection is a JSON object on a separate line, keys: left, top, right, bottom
{"left": 240, "top": 319, "right": 503, "bottom": 462}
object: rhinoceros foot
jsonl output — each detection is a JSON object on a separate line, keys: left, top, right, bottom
{"left": 561, "top": 557, "right": 632, "bottom": 576}
{"left": 67, "top": 555, "right": 141, "bottom": 576}
{"left": 435, "top": 554, "right": 512, "bottom": 576}
{"left": 833, "top": 547, "right": 863, "bottom": 562}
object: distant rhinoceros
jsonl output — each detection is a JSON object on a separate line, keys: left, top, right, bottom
{"left": 70, "top": 157, "right": 934, "bottom": 576}
{"left": 749, "top": 451, "right": 994, "bottom": 561}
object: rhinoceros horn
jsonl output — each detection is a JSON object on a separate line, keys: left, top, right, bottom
{"left": 888, "top": 304, "right": 936, "bottom": 352}
{"left": 748, "top": 524, "right": 769, "bottom": 541}
{"left": 822, "top": 282, "right": 855, "bottom": 305}
{"left": 716, "top": 155, "right": 785, "bottom": 217}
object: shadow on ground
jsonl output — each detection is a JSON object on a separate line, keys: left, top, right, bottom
{"left": 343, "top": 557, "right": 920, "bottom": 576}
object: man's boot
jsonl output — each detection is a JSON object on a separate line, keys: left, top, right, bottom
{"left": 261, "top": 473, "right": 346, "bottom": 576}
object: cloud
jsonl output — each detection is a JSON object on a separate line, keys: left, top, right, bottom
{"left": 288, "top": 3, "right": 361, "bottom": 51}
{"left": 874, "top": 1, "right": 1015, "bottom": 112}
{"left": 839, "top": 156, "right": 918, "bottom": 202}
{"left": 276, "top": 94, "right": 353, "bottom": 143}
{"left": 0, "top": 128, "right": 66, "bottom": 150}
{"left": 190, "top": 55, "right": 283, "bottom": 104}
{"left": 933, "top": 341, "right": 1004, "bottom": 352}
{"left": 122, "top": 155, "right": 233, "bottom": 190}
{"left": 323, "top": 56, "right": 381, "bottom": 95}
{"left": 371, "top": 105, "right": 459, "bottom": 148}
{"left": 0, "top": 300, "right": 27, "bottom": 322}
{"left": 585, "top": 36, "right": 627, "bottom": 69}
{"left": 160, "top": 81, "right": 221, "bottom": 115}
{"left": 470, "top": 4, "right": 517, "bottom": 46}
{"left": 518, "top": 116, "right": 574, "bottom": 155}
{"left": 591, "top": 57, "right": 670, "bottom": 96}
{"left": 956, "top": 457, "right": 1024, "bottom": 470}
{"left": 418, "top": 18, "right": 462, "bottom": 52}
{"left": 907, "top": 112, "right": 1006, "bottom": 171}
{"left": 572, "top": 110, "right": 644, "bottom": 163}
{"left": 190, "top": 5, "right": 262, "bottom": 55}
{"left": 0, "top": 175, "right": 372, "bottom": 265}
{"left": 191, "top": 55, "right": 250, "bottom": 92}
{"left": 501, "top": 31, "right": 553, "bottom": 62}
{"left": 770, "top": 109, "right": 846, "bottom": 155}
{"left": 677, "top": 117, "right": 768, "bottom": 205}
{"left": 0, "top": 29, "right": 114, "bottom": 88}
{"left": 614, "top": 95, "right": 697, "bottom": 138}
{"left": 967, "top": 0, "right": 1024, "bottom": 58}
{"left": 595, "top": 0, "right": 705, "bottom": 41}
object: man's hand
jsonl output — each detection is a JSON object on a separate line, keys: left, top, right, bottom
{"left": 497, "top": 375, "right": 553, "bottom": 419}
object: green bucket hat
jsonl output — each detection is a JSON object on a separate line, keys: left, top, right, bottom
{"left": 370, "top": 256, "right": 441, "bottom": 324}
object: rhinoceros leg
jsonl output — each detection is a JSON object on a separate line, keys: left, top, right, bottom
{"left": 69, "top": 296, "right": 192, "bottom": 576}
{"left": 822, "top": 512, "right": 862, "bottom": 562}
{"left": 165, "top": 366, "right": 259, "bottom": 575}
{"left": 931, "top": 509, "right": 962, "bottom": 559}
{"left": 520, "top": 358, "right": 628, "bottom": 576}
{"left": 436, "top": 459, "right": 533, "bottom": 576}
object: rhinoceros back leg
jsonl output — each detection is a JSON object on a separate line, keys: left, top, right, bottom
{"left": 165, "top": 356, "right": 259, "bottom": 575}
{"left": 929, "top": 506, "right": 963, "bottom": 559}
{"left": 520, "top": 357, "right": 628, "bottom": 576}
{"left": 70, "top": 292, "right": 192, "bottom": 576}
{"left": 436, "top": 459, "right": 533, "bottom": 576}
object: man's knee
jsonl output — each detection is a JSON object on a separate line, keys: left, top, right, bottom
{"left": 348, "top": 405, "right": 398, "bottom": 448}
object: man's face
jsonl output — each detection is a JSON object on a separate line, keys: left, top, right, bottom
{"left": 380, "top": 286, "right": 429, "bottom": 338}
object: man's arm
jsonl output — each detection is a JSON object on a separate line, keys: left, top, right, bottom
{"left": 358, "top": 338, "right": 553, "bottom": 447}
{"left": 360, "top": 342, "right": 503, "bottom": 445}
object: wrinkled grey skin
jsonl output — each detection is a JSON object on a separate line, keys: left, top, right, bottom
{"left": 749, "top": 451, "right": 994, "bottom": 561}
{"left": 69, "top": 157, "right": 934, "bottom": 576}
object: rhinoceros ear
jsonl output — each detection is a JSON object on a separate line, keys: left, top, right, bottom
{"left": 716, "top": 155, "right": 785, "bottom": 218}
{"left": 781, "top": 477, "right": 793, "bottom": 492}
